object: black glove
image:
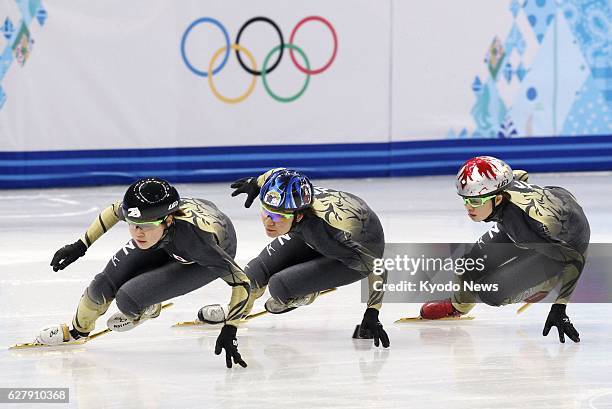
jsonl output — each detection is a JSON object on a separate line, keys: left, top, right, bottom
{"left": 543, "top": 304, "right": 580, "bottom": 343}
{"left": 50, "top": 240, "right": 87, "bottom": 272}
{"left": 215, "top": 325, "right": 247, "bottom": 368}
{"left": 230, "top": 177, "right": 260, "bottom": 208}
{"left": 353, "top": 308, "right": 390, "bottom": 348}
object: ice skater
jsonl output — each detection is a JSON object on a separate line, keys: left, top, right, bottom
{"left": 35, "top": 177, "right": 250, "bottom": 368}
{"left": 198, "top": 168, "right": 390, "bottom": 348}
{"left": 419, "top": 156, "right": 590, "bottom": 343}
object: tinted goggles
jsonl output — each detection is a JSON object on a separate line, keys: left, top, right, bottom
{"left": 126, "top": 217, "right": 167, "bottom": 231}
{"left": 462, "top": 195, "right": 496, "bottom": 208}
{"left": 260, "top": 205, "right": 294, "bottom": 222}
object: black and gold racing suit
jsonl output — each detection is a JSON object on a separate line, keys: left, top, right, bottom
{"left": 452, "top": 170, "right": 590, "bottom": 312}
{"left": 71, "top": 198, "right": 250, "bottom": 334}
{"left": 245, "top": 169, "right": 386, "bottom": 310}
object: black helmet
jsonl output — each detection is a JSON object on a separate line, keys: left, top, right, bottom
{"left": 121, "top": 177, "right": 180, "bottom": 222}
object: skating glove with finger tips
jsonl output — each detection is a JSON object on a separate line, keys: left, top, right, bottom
{"left": 543, "top": 304, "right": 580, "bottom": 343}
{"left": 230, "top": 177, "right": 260, "bottom": 208}
{"left": 50, "top": 240, "right": 87, "bottom": 272}
{"left": 215, "top": 325, "right": 247, "bottom": 369}
{"left": 356, "top": 308, "right": 390, "bottom": 348}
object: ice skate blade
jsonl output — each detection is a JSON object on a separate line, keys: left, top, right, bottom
{"left": 10, "top": 302, "right": 173, "bottom": 349}
{"left": 516, "top": 303, "right": 531, "bottom": 314}
{"left": 394, "top": 315, "right": 475, "bottom": 323}
{"left": 172, "top": 315, "right": 253, "bottom": 328}
{"left": 173, "top": 288, "right": 337, "bottom": 327}
{"left": 10, "top": 339, "right": 88, "bottom": 349}
{"left": 9, "top": 330, "right": 106, "bottom": 350}
{"left": 172, "top": 320, "right": 224, "bottom": 327}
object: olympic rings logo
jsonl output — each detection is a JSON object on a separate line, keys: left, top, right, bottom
{"left": 180, "top": 16, "right": 338, "bottom": 104}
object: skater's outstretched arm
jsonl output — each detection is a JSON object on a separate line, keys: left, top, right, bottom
{"left": 79, "top": 201, "right": 123, "bottom": 247}
{"left": 50, "top": 201, "right": 123, "bottom": 271}
{"left": 222, "top": 271, "right": 252, "bottom": 326}
{"left": 179, "top": 227, "right": 252, "bottom": 368}
{"left": 214, "top": 272, "right": 251, "bottom": 368}
{"left": 367, "top": 271, "right": 386, "bottom": 311}
{"left": 230, "top": 168, "right": 285, "bottom": 208}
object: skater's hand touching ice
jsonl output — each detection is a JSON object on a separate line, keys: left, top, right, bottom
{"left": 215, "top": 325, "right": 247, "bottom": 368}
{"left": 357, "top": 308, "right": 390, "bottom": 348}
{"left": 543, "top": 304, "right": 580, "bottom": 343}
{"left": 50, "top": 240, "right": 87, "bottom": 271}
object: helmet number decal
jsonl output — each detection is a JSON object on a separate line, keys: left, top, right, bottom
{"left": 127, "top": 207, "right": 141, "bottom": 218}
{"left": 168, "top": 201, "right": 179, "bottom": 210}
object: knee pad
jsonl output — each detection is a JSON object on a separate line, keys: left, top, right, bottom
{"left": 115, "top": 289, "right": 143, "bottom": 319}
{"left": 477, "top": 291, "right": 505, "bottom": 307}
{"left": 87, "top": 272, "right": 119, "bottom": 305}
{"left": 475, "top": 281, "right": 512, "bottom": 306}
{"left": 268, "top": 275, "right": 292, "bottom": 303}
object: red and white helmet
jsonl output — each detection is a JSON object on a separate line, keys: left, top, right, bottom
{"left": 455, "top": 156, "right": 514, "bottom": 197}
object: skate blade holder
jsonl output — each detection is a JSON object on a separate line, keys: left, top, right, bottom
{"left": 394, "top": 315, "right": 475, "bottom": 323}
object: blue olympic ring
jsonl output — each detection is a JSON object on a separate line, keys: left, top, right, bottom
{"left": 180, "top": 17, "right": 230, "bottom": 77}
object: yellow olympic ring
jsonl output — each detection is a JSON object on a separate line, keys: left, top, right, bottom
{"left": 207, "top": 44, "right": 257, "bottom": 104}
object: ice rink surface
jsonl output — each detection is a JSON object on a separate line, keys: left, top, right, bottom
{"left": 1, "top": 172, "right": 612, "bottom": 409}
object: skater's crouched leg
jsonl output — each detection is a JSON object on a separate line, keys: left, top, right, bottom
{"left": 472, "top": 251, "right": 563, "bottom": 307}
{"left": 268, "top": 257, "right": 364, "bottom": 303}
{"left": 268, "top": 274, "right": 293, "bottom": 303}
{"left": 87, "top": 270, "right": 119, "bottom": 305}
{"left": 72, "top": 288, "right": 112, "bottom": 336}
{"left": 244, "top": 257, "right": 271, "bottom": 290}
{"left": 115, "top": 288, "right": 146, "bottom": 319}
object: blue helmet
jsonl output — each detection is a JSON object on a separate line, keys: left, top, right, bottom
{"left": 259, "top": 169, "right": 314, "bottom": 211}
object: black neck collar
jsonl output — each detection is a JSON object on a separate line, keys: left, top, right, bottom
{"left": 483, "top": 197, "right": 507, "bottom": 223}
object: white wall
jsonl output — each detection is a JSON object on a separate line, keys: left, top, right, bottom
{"left": 0, "top": 0, "right": 391, "bottom": 151}
{"left": 0, "top": 0, "right": 609, "bottom": 153}
{"left": 390, "top": 0, "right": 512, "bottom": 139}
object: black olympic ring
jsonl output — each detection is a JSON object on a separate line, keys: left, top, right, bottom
{"left": 235, "top": 16, "right": 285, "bottom": 76}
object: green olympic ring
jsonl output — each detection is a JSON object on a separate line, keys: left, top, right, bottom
{"left": 261, "top": 44, "right": 311, "bottom": 103}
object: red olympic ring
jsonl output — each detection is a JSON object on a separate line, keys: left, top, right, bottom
{"left": 289, "top": 16, "right": 338, "bottom": 75}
